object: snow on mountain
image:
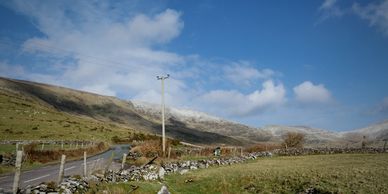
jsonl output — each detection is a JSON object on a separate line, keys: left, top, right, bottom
{"left": 131, "top": 100, "right": 388, "bottom": 145}
{"left": 341, "top": 120, "right": 388, "bottom": 141}
{"left": 131, "top": 100, "right": 225, "bottom": 123}
{"left": 260, "top": 125, "right": 341, "bottom": 144}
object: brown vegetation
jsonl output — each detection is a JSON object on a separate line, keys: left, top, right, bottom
{"left": 282, "top": 132, "right": 305, "bottom": 148}
{"left": 244, "top": 143, "right": 281, "bottom": 153}
{"left": 24, "top": 142, "right": 108, "bottom": 163}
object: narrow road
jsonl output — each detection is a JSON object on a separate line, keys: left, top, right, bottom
{"left": 0, "top": 145, "right": 130, "bottom": 192}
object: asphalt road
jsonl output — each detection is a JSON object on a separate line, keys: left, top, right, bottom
{"left": 0, "top": 145, "right": 130, "bottom": 192}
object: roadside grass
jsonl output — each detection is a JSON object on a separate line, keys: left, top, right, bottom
{"left": 0, "top": 161, "right": 44, "bottom": 174}
{"left": 87, "top": 181, "right": 162, "bottom": 194}
{"left": 0, "top": 143, "right": 110, "bottom": 175}
{"left": 92, "top": 154, "right": 388, "bottom": 194}
{"left": 0, "top": 144, "right": 16, "bottom": 154}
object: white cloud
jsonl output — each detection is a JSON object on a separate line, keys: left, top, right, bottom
{"left": 2, "top": 1, "right": 287, "bottom": 120}
{"left": 5, "top": 1, "right": 190, "bottom": 106}
{"left": 200, "top": 80, "right": 286, "bottom": 116}
{"left": 293, "top": 81, "right": 332, "bottom": 104}
{"left": 317, "top": 0, "right": 344, "bottom": 23}
{"left": 375, "top": 97, "right": 388, "bottom": 114}
{"left": 223, "top": 62, "right": 275, "bottom": 86}
{"left": 320, "top": 0, "right": 338, "bottom": 10}
{"left": 353, "top": 0, "right": 388, "bottom": 36}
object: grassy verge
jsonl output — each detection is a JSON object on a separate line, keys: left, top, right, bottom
{"left": 0, "top": 143, "right": 110, "bottom": 175}
{"left": 92, "top": 153, "right": 388, "bottom": 194}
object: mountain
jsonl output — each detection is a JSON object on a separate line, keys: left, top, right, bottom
{"left": 1, "top": 76, "right": 387, "bottom": 147}
{"left": 260, "top": 125, "right": 342, "bottom": 145}
{"left": 132, "top": 101, "right": 272, "bottom": 144}
{"left": 340, "top": 121, "right": 388, "bottom": 146}
{"left": 0, "top": 77, "right": 242, "bottom": 145}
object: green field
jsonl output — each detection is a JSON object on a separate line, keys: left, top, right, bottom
{"left": 90, "top": 154, "right": 388, "bottom": 194}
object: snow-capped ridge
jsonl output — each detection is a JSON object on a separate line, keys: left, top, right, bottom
{"left": 131, "top": 100, "right": 226, "bottom": 123}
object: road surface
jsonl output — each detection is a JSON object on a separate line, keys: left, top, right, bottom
{"left": 0, "top": 145, "right": 130, "bottom": 192}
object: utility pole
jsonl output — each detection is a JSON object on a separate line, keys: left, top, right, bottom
{"left": 157, "top": 74, "right": 170, "bottom": 157}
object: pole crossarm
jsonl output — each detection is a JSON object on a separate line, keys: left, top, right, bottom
{"left": 156, "top": 74, "right": 170, "bottom": 80}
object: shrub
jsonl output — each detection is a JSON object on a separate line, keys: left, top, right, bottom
{"left": 282, "top": 132, "right": 305, "bottom": 148}
{"left": 131, "top": 140, "right": 162, "bottom": 158}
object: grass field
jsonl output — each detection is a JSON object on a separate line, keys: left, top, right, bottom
{"left": 0, "top": 89, "right": 136, "bottom": 142}
{"left": 89, "top": 154, "right": 388, "bottom": 194}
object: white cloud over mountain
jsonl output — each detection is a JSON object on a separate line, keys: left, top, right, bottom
{"left": 200, "top": 80, "right": 286, "bottom": 116}
{"left": 293, "top": 81, "right": 332, "bottom": 104}
{"left": 223, "top": 62, "right": 275, "bottom": 86}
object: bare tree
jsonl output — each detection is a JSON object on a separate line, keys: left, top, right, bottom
{"left": 282, "top": 132, "right": 305, "bottom": 149}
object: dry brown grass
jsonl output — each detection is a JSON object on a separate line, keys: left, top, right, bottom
{"left": 244, "top": 143, "right": 281, "bottom": 153}
{"left": 24, "top": 142, "right": 108, "bottom": 163}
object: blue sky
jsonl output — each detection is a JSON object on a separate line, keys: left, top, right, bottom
{"left": 0, "top": 0, "right": 387, "bottom": 131}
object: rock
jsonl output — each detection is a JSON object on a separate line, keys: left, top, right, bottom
{"left": 157, "top": 186, "right": 170, "bottom": 194}
{"left": 179, "top": 169, "right": 189, "bottom": 175}
{"left": 158, "top": 167, "right": 166, "bottom": 179}
{"left": 190, "top": 165, "right": 198, "bottom": 170}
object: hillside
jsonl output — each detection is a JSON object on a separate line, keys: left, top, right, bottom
{"left": 132, "top": 101, "right": 272, "bottom": 144}
{"left": 0, "top": 77, "right": 242, "bottom": 145}
{"left": 260, "top": 125, "right": 342, "bottom": 144}
{"left": 340, "top": 121, "right": 388, "bottom": 146}
{"left": 1, "top": 76, "right": 387, "bottom": 147}
{"left": 131, "top": 101, "right": 349, "bottom": 145}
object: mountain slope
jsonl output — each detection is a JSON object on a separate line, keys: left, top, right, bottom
{"left": 340, "top": 121, "right": 388, "bottom": 145}
{"left": 132, "top": 101, "right": 272, "bottom": 144}
{"left": 131, "top": 101, "right": 352, "bottom": 145}
{"left": 1, "top": 76, "right": 386, "bottom": 147}
{"left": 260, "top": 125, "right": 342, "bottom": 144}
{"left": 0, "top": 77, "right": 242, "bottom": 145}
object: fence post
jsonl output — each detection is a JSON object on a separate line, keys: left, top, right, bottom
{"left": 12, "top": 150, "right": 23, "bottom": 194}
{"left": 58, "top": 155, "right": 66, "bottom": 184}
{"left": 75, "top": 143, "right": 78, "bottom": 149}
{"left": 121, "top": 153, "right": 127, "bottom": 169}
{"left": 168, "top": 147, "right": 171, "bottom": 159}
{"left": 41, "top": 143, "right": 44, "bottom": 151}
{"left": 61, "top": 141, "right": 64, "bottom": 149}
{"left": 83, "top": 152, "right": 87, "bottom": 177}
{"left": 240, "top": 147, "right": 243, "bottom": 157}
{"left": 15, "top": 143, "right": 19, "bottom": 152}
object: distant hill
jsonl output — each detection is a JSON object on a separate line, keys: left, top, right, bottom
{"left": 340, "top": 121, "right": 388, "bottom": 146}
{"left": 1, "top": 76, "right": 387, "bottom": 147}
{"left": 259, "top": 125, "right": 342, "bottom": 145}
